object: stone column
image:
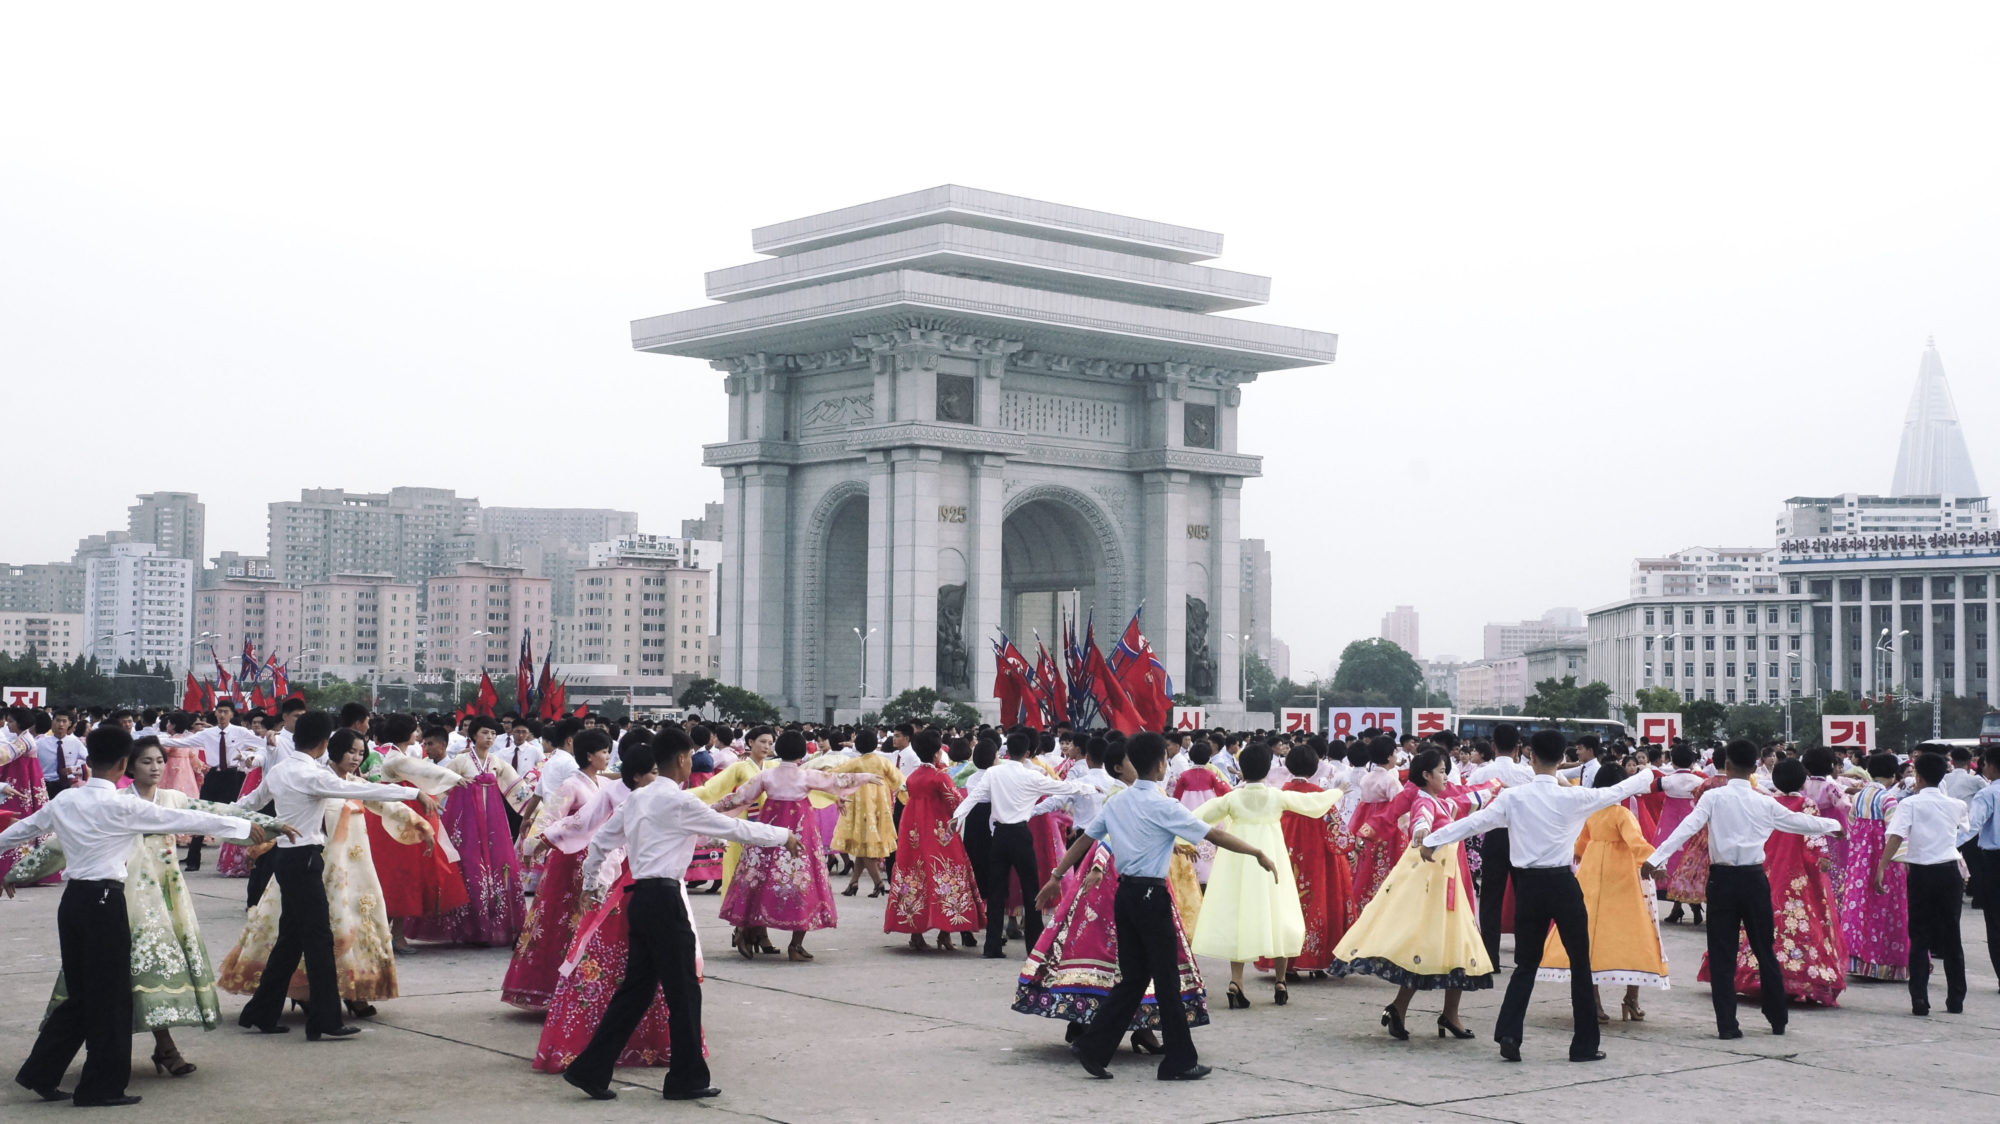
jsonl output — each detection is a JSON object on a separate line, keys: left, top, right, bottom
{"left": 1921, "top": 580, "right": 1936, "bottom": 701}
{"left": 735, "top": 464, "right": 791, "bottom": 704}
{"left": 1141, "top": 470, "right": 1189, "bottom": 694}
{"left": 1953, "top": 587, "right": 1968, "bottom": 699}
{"left": 965, "top": 454, "right": 1006, "bottom": 711}
{"left": 1857, "top": 579, "right": 1873, "bottom": 697}
{"left": 717, "top": 466, "right": 745, "bottom": 686}
{"left": 863, "top": 452, "right": 893, "bottom": 709}
{"left": 1988, "top": 585, "right": 1998, "bottom": 707}
{"left": 1829, "top": 585, "right": 1845, "bottom": 695}
{"left": 1213, "top": 477, "right": 1244, "bottom": 705}
{"left": 888, "top": 447, "right": 943, "bottom": 695}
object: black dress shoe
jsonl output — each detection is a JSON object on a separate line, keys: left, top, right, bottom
{"left": 1718, "top": 1027, "right": 1744, "bottom": 1039}
{"left": 240, "top": 1022, "right": 290, "bottom": 1034}
{"left": 1159, "top": 1065, "right": 1211, "bottom": 1081}
{"left": 662, "top": 1087, "right": 721, "bottom": 1100}
{"left": 1913, "top": 1006, "right": 1930, "bottom": 1017}
{"left": 1070, "top": 1043, "right": 1112, "bottom": 1079}
{"left": 17, "top": 1081, "right": 69, "bottom": 1102}
{"left": 1570, "top": 1051, "right": 1607, "bottom": 1062}
{"left": 305, "top": 1024, "right": 361, "bottom": 1041}
{"left": 73, "top": 1095, "right": 143, "bottom": 1107}
{"left": 1946, "top": 998, "right": 1965, "bottom": 1014}
{"left": 982, "top": 948, "right": 1006, "bottom": 959}
{"left": 1497, "top": 1036, "right": 1522, "bottom": 1062}
{"left": 1770, "top": 1020, "right": 1787, "bottom": 1036}
{"left": 562, "top": 1072, "right": 615, "bottom": 1100}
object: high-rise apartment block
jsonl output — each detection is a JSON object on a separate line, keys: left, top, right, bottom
{"left": 302, "top": 574, "right": 420, "bottom": 681}
{"left": 195, "top": 581, "right": 304, "bottom": 669}
{"left": 425, "top": 563, "right": 553, "bottom": 679}
{"left": 1482, "top": 608, "right": 1586, "bottom": 661}
{"left": 0, "top": 563, "right": 85, "bottom": 614}
{"left": 480, "top": 507, "right": 638, "bottom": 547}
{"left": 83, "top": 543, "right": 194, "bottom": 671}
{"left": 0, "top": 612, "right": 84, "bottom": 663}
{"left": 560, "top": 563, "right": 712, "bottom": 678}
{"left": 127, "top": 492, "right": 206, "bottom": 564}
{"left": 269, "top": 487, "right": 480, "bottom": 591}
{"left": 1380, "top": 605, "right": 1419, "bottom": 659}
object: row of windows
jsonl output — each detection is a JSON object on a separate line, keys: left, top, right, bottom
{"left": 1643, "top": 605, "right": 1798, "bottom": 627}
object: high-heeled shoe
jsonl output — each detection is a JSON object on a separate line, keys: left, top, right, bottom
{"left": 1437, "top": 1016, "right": 1475, "bottom": 1040}
{"left": 1129, "top": 1029, "right": 1164, "bottom": 1055}
{"left": 1596, "top": 1006, "right": 1612, "bottom": 1025}
{"left": 1690, "top": 904, "right": 1704, "bottom": 925}
{"left": 344, "top": 1000, "right": 376, "bottom": 1020}
{"left": 151, "top": 1047, "right": 196, "bottom": 1077}
{"left": 869, "top": 883, "right": 888, "bottom": 898}
{"left": 908, "top": 932, "right": 928, "bottom": 951}
{"left": 1664, "top": 903, "right": 1685, "bottom": 925}
{"left": 734, "top": 931, "right": 755, "bottom": 960}
{"left": 1274, "top": 983, "right": 1288, "bottom": 1006}
{"left": 1225, "top": 983, "right": 1249, "bottom": 1010}
{"left": 935, "top": 932, "right": 954, "bottom": 952}
{"left": 1381, "top": 1004, "right": 1410, "bottom": 1040}
{"left": 787, "top": 943, "right": 814, "bottom": 962}
{"left": 1621, "top": 996, "right": 1646, "bottom": 1021}
{"left": 841, "top": 883, "right": 860, "bottom": 897}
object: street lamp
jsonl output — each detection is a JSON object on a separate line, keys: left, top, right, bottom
{"left": 853, "top": 626, "right": 877, "bottom": 703}
{"left": 190, "top": 631, "right": 217, "bottom": 673}
{"left": 295, "top": 648, "right": 322, "bottom": 690}
{"left": 1230, "top": 633, "right": 1253, "bottom": 703}
{"left": 91, "top": 630, "right": 136, "bottom": 661}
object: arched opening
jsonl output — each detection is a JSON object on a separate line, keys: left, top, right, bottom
{"left": 1002, "top": 497, "right": 1109, "bottom": 650}
{"left": 821, "top": 494, "right": 869, "bottom": 715}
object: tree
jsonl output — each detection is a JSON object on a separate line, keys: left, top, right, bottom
{"left": 1521, "top": 676, "right": 1611, "bottom": 721}
{"left": 1722, "top": 703, "right": 1783, "bottom": 745}
{"left": 303, "top": 676, "right": 376, "bottom": 711}
{"left": 880, "top": 687, "right": 981, "bottom": 730}
{"left": 1682, "top": 698, "right": 1727, "bottom": 742}
{"left": 678, "top": 677, "right": 721, "bottom": 711}
{"left": 710, "top": 684, "right": 781, "bottom": 724}
{"left": 1328, "top": 639, "right": 1425, "bottom": 708}
{"left": 1242, "top": 653, "right": 1278, "bottom": 711}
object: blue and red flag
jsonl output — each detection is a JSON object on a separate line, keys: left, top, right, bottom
{"left": 1110, "top": 607, "right": 1171, "bottom": 731}
{"left": 515, "top": 628, "right": 536, "bottom": 716}
{"left": 239, "top": 638, "right": 260, "bottom": 688}
{"left": 266, "top": 654, "right": 289, "bottom": 700}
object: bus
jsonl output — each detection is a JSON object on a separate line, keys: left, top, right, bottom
{"left": 1450, "top": 715, "right": 1629, "bottom": 743}
{"left": 1982, "top": 712, "right": 2000, "bottom": 749}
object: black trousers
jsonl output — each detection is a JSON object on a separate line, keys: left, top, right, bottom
{"left": 18, "top": 880, "right": 131, "bottom": 1103}
{"left": 1078, "top": 878, "right": 1197, "bottom": 1076}
{"left": 569, "top": 879, "right": 709, "bottom": 1096}
{"left": 1495, "top": 866, "right": 1598, "bottom": 1058}
{"left": 1906, "top": 860, "right": 1967, "bottom": 1011}
{"left": 1963, "top": 843, "right": 1987, "bottom": 910}
{"left": 1478, "top": 827, "right": 1511, "bottom": 969}
{"left": 984, "top": 821, "right": 1042, "bottom": 952}
{"left": 187, "top": 766, "right": 245, "bottom": 868}
{"left": 247, "top": 847, "right": 278, "bottom": 909}
{"left": 1704, "top": 864, "right": 1787, "bottom": 1033}
{"left": 240, "top": 846, "right": 342, "bottom": 1033}
{"left": 1978, "top": 848, "right": 2000, "bottom": 980}
{"left": 962, "top": 803, "right": 993, "bottom": 900}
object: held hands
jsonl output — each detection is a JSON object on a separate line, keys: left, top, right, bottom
{"left": 1419, "top": 845, "right": 1437, "bottom": 864}
{"left": 785, "top": 831, "right": 804, "bottom": 857}
{"left": 1639, "top": 861, "right": 1661, "bottom": 881}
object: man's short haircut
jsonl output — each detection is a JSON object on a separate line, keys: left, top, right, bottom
{"left": 1004, "top": 731, "right": 1033, "bottom": 758}
{"left": 1528, "top": 729, "right": 1567, "bottom": 765}
{"left": 1723, "top": 739, "right": 1758, "bottom": 772}
{"left": 85, "top": 724, "right": 133, "bottom": 767}
{"left": 337, "top": 702, "right": 371, "bottom": 727}
{"left": 1493, "top": 723, "right": 1519, "bottom": 751}
{"left": 1913, "top": 752, "right": 1948, "bottom": 787}
{"left": 653, "top": 724, "right": 692, "bottom": 762}
{"left": 294, "top": 710, "right": 336, "bottom": 751}
{"left": 1125, "top": 732, "right": 1167, "bottom": 776}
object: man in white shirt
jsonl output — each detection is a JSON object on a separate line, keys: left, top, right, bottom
{"left": 505, "top": 717, "right": 545, "bottom": 776}
{"left": 1465, "top": 724, "right": 1533, "bottom": 969}
{"left": 228, "top": 710, "right": 422, "bottom": 1040}
{"left": 157, "top": 700, "right": 267, "bottom": 871}
{"left": 1422, "top": 729, "right": 1656, "bottom": 1063}
{"left": 953, "top": 731, "right": 1096, "bottom": 958}
{"left": 1646, "top": 742, "right": 1841, "bottom": 1037}
{"left": 1558, "top": 736, "right": 1602, "bottom": 788}
{"left": 2, "top": 725, "right": 273, "bottom": 1107}
{"left": 36, "top": 711, "right": 86, "bottom": 796}
{"left": 1938, "top": 747, "right": 1988, "bottom": 802}
{"left": 1878, "top": 752, "right": 1972, "bottom": 1015}
{"left": 566, "top": 727, "right": 797, "bottom": 1103}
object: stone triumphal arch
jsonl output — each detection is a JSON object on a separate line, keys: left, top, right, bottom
{"left": 633, "top": 186, "right": 1337, "bottom": 721}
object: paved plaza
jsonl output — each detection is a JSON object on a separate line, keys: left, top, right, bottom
{"left": 2, "top": 870, "right": 1995, "bottom": 1123}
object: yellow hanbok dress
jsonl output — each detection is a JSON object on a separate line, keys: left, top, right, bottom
{"left": 829, "top": 752, "right": 904, "bottom": 859}
{"left": 1539, "top": 804, "right": 1670, "bottom": 988}
{"left": 1331, "top": 790, "right": 1494, "bottom": 990}
{"left": 1189, "top": 784, "right": 1343, "bottom": 961}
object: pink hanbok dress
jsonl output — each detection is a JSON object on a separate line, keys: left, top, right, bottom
{"left": 711, "top": 762, "right": 876, "bottom": 932}
{"left": 502, "top": 770, "right": 607, "bottom": 1010}
{"left": 1838, "top": 783, "right": 1908, "bottom": 980}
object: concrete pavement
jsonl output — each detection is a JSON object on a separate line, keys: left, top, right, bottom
{"left": 2, "top": 866, "right": 1996, "bottom": 1123}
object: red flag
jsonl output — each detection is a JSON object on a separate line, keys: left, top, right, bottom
{"left": 1085, "top": 639, "right": 1144, "bottom": 732}
{"left": 535, "top": 648, "right": 557, "bottom": 719}
{"left": 1110, "top": 612, "right": 1171, "bottom": 731}
{"left": 992, "top": 635, "right": 1043, "bottom": 729}
{"left": 1035, "top": 637, "right": 1068, "bottom": 726}
{"left": 474, "top": 671, "right": 499, "bottom": 718}
{"left": 249, "top": 683, "right": 271, "bottom": 711}
{"left": 572, "top": 703, "right": 588, "bottom": 719}
{"left": 181, "top": 672, "right": 202, "bottom": 712}
{"left": 515, "top": 629, "right": 535, "bottom": 716}
{"left": 200, "top": 678, "right": 217, "bottom": 710}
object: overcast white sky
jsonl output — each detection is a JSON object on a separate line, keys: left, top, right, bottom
{"left": 4, "top": 3, "right": 1995, "bottom": 673}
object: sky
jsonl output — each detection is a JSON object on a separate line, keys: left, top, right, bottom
{"left": 4, "top": 3, "right": 1996, "bottom": 674}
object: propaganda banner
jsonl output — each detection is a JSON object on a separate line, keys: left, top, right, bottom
{"left": 1279, "top": 707, "right": 1318, "bottom": 734}
{"left": 1411, "top": 708, "right": 1450, "bottom": 739}
{"left": 1636, "top": 712, "right": 1681, "bottom": 745}
{"left": 1171, "top": 706, "right": 1209, "bottom": 731}
{"left": 1326, "top": 706, "right": 1402, "bottom": 739}
{"left": 1822, "top": 714, "right": 1874, "bottom": 751}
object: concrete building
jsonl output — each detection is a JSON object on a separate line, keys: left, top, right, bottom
{"left": 1457, "top": 656, "right": 1526, "bottom": 713}
{"left": 424, "top": 563, "right": 553, "bottom": 681}
{"left": 681, "top": 502, "right": 724, "bottom": 541}
{"left": 1380, "top": 605, "right": 1419, "bottom": 659}
{"left": 194, "top": 580, "right": 304, "bottom": 669}
{"left": 1890, "top": 338, "right": 1981, "bottom": 499}
{"left": 522, "top": 538, "right": 591, "bottom": 617}
{"left": 1240, "top": 539, "right": 1276, "bottom": 679}
{"left": 302, "top": 573, "right": 421, "bottom": 682}
{"left": 1420, "top": 656, "right": 1463, "bottom": 707}
{"left": 83, "top": 543, "right": 194, "bottom": 672}
{"left": 74, "top": 531, "right": 135, "bottom": 563}
{"left": 269, "top": 487, "right": 480, "bottom": 592}
{"left": 1483, "top": 609, "right": 1586, "bottom": 661}
{"left": 1587, "top": 591, "right": 1816, "bottom": 707}
{"left": 561, "top": 563, "right": 713, "bottom": 679}
{"left": 633, "top": 187, "right": 1337, "bottom": 720}
{"left": 1776, "top": 493, "right": 1992, "bottom": 541}
{"left": 1523, "top": 642, "right": 1587, "bottom": 688}
{"left": 587, "top": 535, "right": 721, "bottom": 635}
{"left": 203, "top": 551, "right": 275, "bottom": 589}
{"left": 480, "top": 507, "right": 638, "bottom": 547}
{"left": 127, "top": 492, "right": 205, "bottom": 564}
{"left": 1630, "top": 547, "right": 1781, "bottom": 598}
{"left": 0, "top": 562, "right": 85, "bottom": 614}
{"left": 0, "top": 612, "right": 84, "bottom": 663}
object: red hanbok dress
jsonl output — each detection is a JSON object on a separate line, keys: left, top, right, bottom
{"left": 366, "top": 751, "right": 470, "bottom": 921}
{"left": 1256, "top": 779, "right": 1354, "bottom": 972}
{"left": 1661, "top": 774, "right": 1730, "bottom": 904}
{"left": 1170, "top": 767, "right": 1232, "bottom": 882}
{"left": 502, "top": 771, "right": 608, "bottom": 1010}
{"left": 884, "top": 763, "right": 986, "bottom": 935}
{"left": 0, "top": 735, "right": 52, "bottom": 883}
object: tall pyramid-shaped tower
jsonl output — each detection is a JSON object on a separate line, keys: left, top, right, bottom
{"left": 1889, "top": 338, "right": 1982, "bottom": 497}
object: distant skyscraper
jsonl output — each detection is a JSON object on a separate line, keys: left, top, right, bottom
{"left": 128, "top": 492, "right": 206, "bottom": 565}
{"left": 1380, "top": 605, "right": 1420, "bottom": 659}
{"left": 480, "top": 507, "right": 638, "bottom": 546}
{"left": 680, "top": 502, "right": 724, "bottom": 541}
{"left": 269, "top": 487, "right": 480, "bottom": 592}
{"left": 83, "top": 543, "right": 194, "bottom": 671}
{"left": 1890, "top": 338, "right": 1981, "bottom": 498}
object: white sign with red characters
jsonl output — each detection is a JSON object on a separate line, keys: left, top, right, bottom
{"left": 1171, "top": 707, "right": 1209, "bottom": 732}
{"left": 1279, "top": 708, "right": 1318, "bottom": 734}
{"left": 1636, "top": 713, "right": 1681, "bottom": 745}
{"left": 1326, "top": 706, "right": 1402, "bottom": 739}
{"left": 1822, "top": 714, "right": 1874, "bottom": 750}
{"left": 1411, "top": 708, "right": 1450, "bottom": 739}
{"left": 3, "top": 686, "right": 46, "bottom": 708}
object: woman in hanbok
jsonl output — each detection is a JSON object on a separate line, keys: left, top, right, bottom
{"left": 366, "top": 717, "right": 469, "bottom": 954}
{"left": 1330, "top": 748, "right": 1495, "bottom": 1040}
{"left": 0, "top": 713, "right": 51, "bottom": 881}
{"left": 218, "top": 729, "right": 433, "bottom": 1020}
{"left": 1839, "top": 753, "right": 1909, "bottom": 980}
{"left": 710, "top": 729, "right": 882, "bottom": 961}
{"left": 504, "top": 729, "right": 613, "bottom": 1010}
{"left": 5, "top": 736, "right": 287, "bottom": 1077}
{"left": 1660, "top": 771, "right": 1731, "bottom": 924}
{"left": 157, "top": 710, "right": 204, "bottom": 799}
{"left": 532, "top": 744, "right": 700, "bottom": 1075}
{"left": 693, "top": 726, "right": 775, "bottom": 896}
{"left": 1190, "top": 744, "right": 1344, "bottom": 1008}
{"left": 1699, "top": 758, "right": 1847, "bottom": 1006}
{"left": 832, "top": 730, "right": 903, "bottom": 898}
{"left": 214, "top": 714, "right": 276, "bottom": 879}
{"left": 1169, "top": 744, "right": 1232, "bottom": 884}
{"left": 407, "top": 715, "right": 530, "bottom": 947}
{"left": 1256, "top": 744, "right": 1354, "bottom": 980}
{"left": 1013, "top": 749, "right": 1195, "bottom": 1054}
{"left": 1799, "top": 747, "right": 1854, "bottom": 897}
{"left": 1346, "top": 741, "right": 1406, "bottom": 909}
{"left": 683, "top": 746, "right": 724, "bottom": 890}
{"left": 1538, "top": 763, "right": 1671, "bottom": 1022}
{"left": 884, "top": 732, "right": 984, "bottom": 950}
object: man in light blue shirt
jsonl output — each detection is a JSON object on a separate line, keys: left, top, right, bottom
{"left": 1957, "top": 747, "right": 2000, "bottom": 981}
{"left": 1038, "top": 733, "right": 1271, "bottom": 1083}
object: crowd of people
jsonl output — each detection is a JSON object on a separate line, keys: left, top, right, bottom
{"left": 1, "top": 699, "right": 1995, "bottom": 1103}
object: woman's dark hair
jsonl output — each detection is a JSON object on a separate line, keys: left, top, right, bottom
{"left": 1592, "top": 761, "right": 1629, "bottom": 789}
{"left": 620, "top": 741, "right": 657, "bottom": 787}
{"left": 1189, "top": 743, "right": 1213, "bottom": 765}
{"left": 576, "top": 729, "right": 616, "bottom": 763}
{"left": 327, "top": 728, "right": 366, "bottom": 769}
{"left": 1772, "top": 758, "right": 1808, "bottom": 794}
{"left": 1670, "top": 746, "right": 1698, "bottom": 769}
{"left": 1865, "top": 752, "right": 1899, "bottom": 779}
{"left": 775, "top": 730, "right": 809, "bottom": 761}
{"left": 1801, "top": 747, "right": 1836, "bottom": 778}
{"left": 1238, "top": 743, "right": 1273, "bottom": 782}
{"left": 947, "top": 737, "right": 971, "bottom": 763}
{"left": 1284, "top": 744, "right": 1319, "bottom": 780}
{"left": 1367, "top": 737, "right": 1396, "bottom": 767}
{"left": 1408, "top": 748, "right": 1447, "bottom": 787}
{"left": 854, "top": 727, "right": 878, "bottom": 753}
{"left": 381, "top": 713, "right": 419, "bottom": 746}
{"left": 746, "top": 725, "right": 775, "bottom": 744}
